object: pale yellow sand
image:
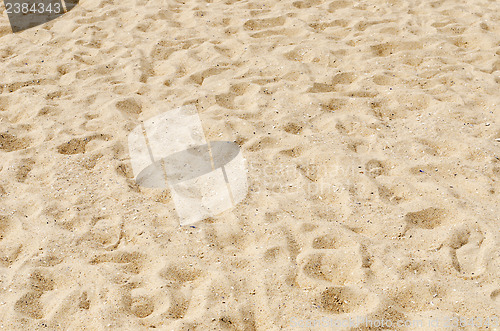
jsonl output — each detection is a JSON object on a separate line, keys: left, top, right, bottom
{"left": 0, "top": 0, "right": 499, "bottom": 329}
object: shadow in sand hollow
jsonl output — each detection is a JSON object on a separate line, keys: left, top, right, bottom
{"left": 4, "top": 0, "right": 79, "bottom": 33}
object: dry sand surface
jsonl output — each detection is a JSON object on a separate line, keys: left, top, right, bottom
{"left": 0, "top": 0, "right": 499, "bottom": 329}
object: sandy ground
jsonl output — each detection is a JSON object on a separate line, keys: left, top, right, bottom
{"left": 0, "top": 0, "right": 499, "bottom": 329}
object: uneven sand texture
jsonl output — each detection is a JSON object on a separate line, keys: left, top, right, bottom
{"left": 0, "top": 0, "right": 499, "bottom": 329}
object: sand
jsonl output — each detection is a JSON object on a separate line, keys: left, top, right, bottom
{"left": 0, "top": 0, "right": 499, "bottom": 329}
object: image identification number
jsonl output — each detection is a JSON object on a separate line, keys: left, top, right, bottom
{"left": 5, "top": 2, "right": 62, "bottom": 14}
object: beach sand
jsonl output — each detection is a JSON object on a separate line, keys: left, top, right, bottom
{"left": 0, "top": 0, "right": 499, "bottom": 329}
